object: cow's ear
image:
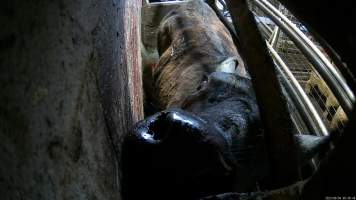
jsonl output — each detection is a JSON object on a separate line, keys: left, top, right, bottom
{"left": 294, "top": 134, "right": 330, "bottom": 166}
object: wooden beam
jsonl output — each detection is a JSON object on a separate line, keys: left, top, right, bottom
{"left": 225, "top": 0, "right": 299, "bottom": 188}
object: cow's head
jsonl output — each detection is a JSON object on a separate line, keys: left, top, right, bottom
{"left": 122, "top": 72, "right": 331, "bottom": 199}
{"left": 122, "top": 108, "right": 237, "bottom": 200}
{"left": 122, "top": 72, "right": 265, "bottom": 199}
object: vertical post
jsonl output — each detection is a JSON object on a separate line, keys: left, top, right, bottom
{"left": 225, "top": 0, "right": 299, "bottom": 188}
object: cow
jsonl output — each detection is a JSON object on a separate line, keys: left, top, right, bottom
{"left": 122, "top": 1, "right": 329, "bottom": 199}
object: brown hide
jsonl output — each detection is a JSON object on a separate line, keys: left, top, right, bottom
{"left": 153, "top": 0, "right": 247, "bottom": 109}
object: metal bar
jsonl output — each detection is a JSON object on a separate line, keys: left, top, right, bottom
{"left": 254, "top": 13, "right": 273, "bottom": 35}
{"left": 266, "top": 42, "right": 329, "bottom": 136}
{"left": 258, "top": 0, "right": 355, "bottom": 105}
{"left": 269, "top": 26, "right": 280, "bottom": 48}
{"left": 278, "top": 0, "right": 356, "bottom": 97}
{"left": 225, "top": 0, "right": 299, "bottom": 187}
{"left": 207, "top": 0, "right": 321, "bottom": 136}
{"left": 254, "top": 0, "right": 354, "bottom": 115}
{"left": 277, "top": 71, "right": 322, "bottom": 170}
{"left": 278, "top": 69, "right": 317, "bottom": 133}
{"left": 268, "top": 26, "right": 277, "bottom": 43}
{"left": 256, "top": 17, "right": 324, "bottom": 136}
{"left": 255, "top": 18, "right": 273, "bottom": 39}
{"left": 290, "top": 114, "right": 303, "bottom": 134}
{"left": 268, "top": 3, "right": 281, "bottom": 47}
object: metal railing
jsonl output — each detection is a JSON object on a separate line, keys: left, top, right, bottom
{"left": 253, "top": 0, "right": 355, "bottom": 115}
{"left": 266, "top": 41, "right": 329, "bottom": 136}
{"left": 214, "top": 0, "right": 335, "bottom": 136}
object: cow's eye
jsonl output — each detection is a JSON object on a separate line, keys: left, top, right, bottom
{"left": 197, "top": 75, "right": 209, "bottom": 91}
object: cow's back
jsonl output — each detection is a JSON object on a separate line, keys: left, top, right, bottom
{"left": 153, "top": 0, "right": 247, "bottom": 109}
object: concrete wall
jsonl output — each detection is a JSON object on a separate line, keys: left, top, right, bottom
{"left": 0, "top": 0, "right": 142, "bottom": 199}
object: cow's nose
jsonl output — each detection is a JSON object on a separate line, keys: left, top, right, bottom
{"left": 132, "top": 109, "right": 205, "bottom": 144}
{"left": 122, "top": 109, "right": 236, "bottom": 199}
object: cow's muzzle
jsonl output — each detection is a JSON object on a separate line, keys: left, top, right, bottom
{"left": 122, "top": 109, "right": 236, "bottom": 199}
